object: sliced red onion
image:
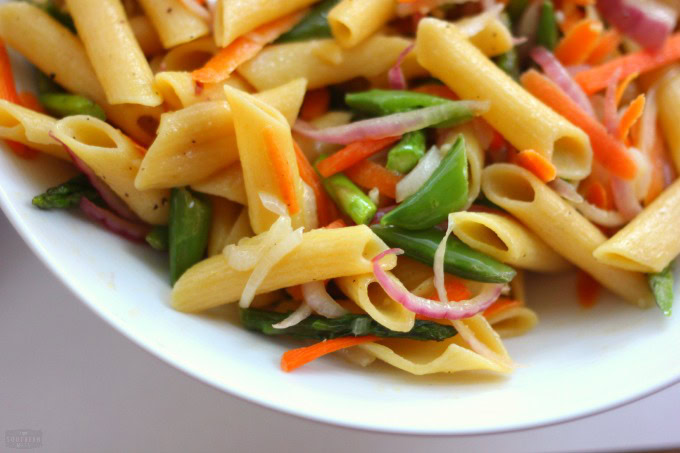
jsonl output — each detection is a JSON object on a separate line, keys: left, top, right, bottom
{"left": 292, "top": 101, "right": 489, "bottom": 145}
{"left": 388, "top": 44, "right": 414, "bottom": 90}
{"left": 549, "top": 178, "right": 584, "bottom": 204}
{"left": 79, "top": 198, "right": 150, "bottom": 243}
{"left": 597, "top": 0, "right": 677, "bottom": 51}
{"left": 301, "top": 281, "right": 347, "bottom": 318}
{"left": 371, "top": 205, "right": 396, "bottom": 225}
{"left": 566, "top": 65, "right": 592, "bottom": 76}
{"left": 531, "top": 47, "right": 596, "bottom": 118}
{"left": 573, "top": 200, "right": 627, "bottom": 227}
{"left": 610, "top": 176, "right": 642, "bottom": 220}
{"left": 603, "top": 69, "right": 622, "bottom": 134}
{"left": 50, "top": 132, "right": 139, "bottom": 222}
{"left": 372, "top": 249, "right": 503, "bottom": 320}
{"left": 272, "top": 302, "right": 313, "bottom": 329}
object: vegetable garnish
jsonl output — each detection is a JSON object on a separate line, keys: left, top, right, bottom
{"left": 275, "top": 0, "right": 340, "bottom": 43}
{"left": 372, "top": 248, "right": 504, "bottom": 321}
{"left": 515, "top": 149, "right": 557, "bottom": 183}
{"left": 386, "top": 130, "right": 426, "bottom": 174}
{"left": 388, "top": 43, "right": 415, "bottom": 90}
{"left": 80, "top": 197, "right": 150, "bottom": 243}
{"left": 281, "top": 336, "right": 379, "bottom": 372}
{"left": 597, "top": 0, "right": 677, "bottom": 51}
{"left": 649, "top": 263, "right": 674, "bottom": 316}
{"left": 554, "top": 18, "right": 603, "bottom": 66}
{"left": 346, "top": 89, "right": 454, "bottom": 116}
{"left": 294, "top": 141, "right": 334, "bottom": 226}
{"left": 344, "top": 159, "right": 402, "bottom": 200}
{"left": 32, "top": 174, "right": 102, "bottom": 210}
{"left": 293, "top": 101, "right": 489, "bottom": 145}
{"left": 301, "top": 281, "right": 347, "bottom": 319}
{"left": 263, "top": 126, "right": 300, "bottom": 215}
{"left": 169, "top": 188, "right": 212, "bottom": 285}
{"left": 316, "top": 136, "right": 401, "bottom": 178}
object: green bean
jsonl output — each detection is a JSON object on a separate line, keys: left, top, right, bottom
{"left": 169, "top": 188, "right": 212, "bottom": 285}
{"left": 316, "top": 155, "right": 377, "bottom": 225}
{"left": 494, "top": 47, "right": 520, "bottom": 81}
{"left": 371, "top": 224, "right": 517, "bottom": 283}
{"left": 381, "top": 135, "right": 468, "bottom": 230}
{"left": 146, "top": 226, "right": 169, "bottom": 252}
{"left": 507, "top": 0, "right": 529, "bottom": 24}
{"left": 386, "top": 130, "right": 426, "bottom": 174}
{"left": 345, "top": 89, "right": 451, "bottom": 116}
{"left": 275, "top": 0, "right": 340, "bottom": 43}
{"left": 537, "top": 1, "right": 559, "bottom": 51}
{"left": 649, "top": 263, "right": 674, "bottom": 316}
{"left": 39, "top": 93, "right": 106, "bottom": 121}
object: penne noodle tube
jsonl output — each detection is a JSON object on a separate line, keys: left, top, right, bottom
{"left": 128, "top": 15, "right": 164, "bottom": 57}
{"left": 463, "top": 16, "right": 514, "bottom": 58}
{"left": 238, "top": 35, "right": 415, "bottom": 90}
{"left": 481, "top": 164, "right": 654, "bottom": 307}
{"left": 336, "top": 273, "right": 416, "bottom": 332}
{"left": 328, "top": 0, "right": 395, "bottom": 48}
{"left": 51, "top": 116, "right": 170, "bottom": 225}
{"left": 450, "top": 212, "right": 571, "bottom": 272}
{"left": 159, "top": 36, "right": 217, "bottom": 72}
{"left": 416, "top": 18, "right": 592, "bottom": 181}
{"left": 594, "top": 179, "right": 680, "bottom": 273}
{"left": 66, "top": 0, "right": 162, "bottom": 107}
{"left": 0, "top": 3, "right": 161, "bottom": 145}
{"left": 191, "top": 162, "right": 248, "bottom": 205}
{"left": 0, "top": 100, "right": 67, "bottom": 160}
{"left": 154, "top": 71, "right": 253, "bottom": 110}
{"left": 207, "top": 197, "right": 243, "bottom": 256}
{"left": 172, "top": 225, "right": 397, "bottom": 312}
{"left": 137, "top": 0, "right": 210, "bottom": 48}
{"left": 658, "top": 69, "right": 680, "bottom": 173}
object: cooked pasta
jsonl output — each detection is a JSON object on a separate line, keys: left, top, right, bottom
{"left": 137, "top": 0, "right": 210, "bottom": 48}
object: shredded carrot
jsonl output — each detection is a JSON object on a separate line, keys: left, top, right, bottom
{"left": 281, "top": 336, "right": 379, "bottom": 372}
{"left": 615, "top": 72, "right": 639, "bottom": 106}
{"left": 428, "top": 275, "right": 473, "bottom": 302}
{"left": 575, "top": 33, "right": 680, "bottom": 95}
{"left": 586, "top": 29, "right": 622, "bottom": 65}
{"left": 293, "top": 141, "right": 334, "bottom": 225}
{"left": 17, "top": 91, "right": 44, "bottom": 113}
{"left": 411, "top": 84, "right": 458, "bottom": 100}
{"left": 325, "top": 219, "right": 347, "bottom": 229}
{"left": 617, "top": 94, "right": 645, "bottom": 145}
{"left": 264, "top": 127, "right": 300, "bottom": 215}
{"left": 483, "top": 297, "right": 523, "bottom": 319}
{"left": 521, "top": 69, "right": 637, "bottom": 180}
{"left": 300, "top": 88, "right": 330, "bottom": 122}
{"left": 576, "top": 270, "right": 600, "bottom": 308}
{"left": 559, "top": 3, "right": 584, "bottom": 34}
{"left": 344, "top": 160, "right": 402, "bottom": 199}
{"left": 515, "top": 149, "right": 557, "bottom": 182}
{"left": 585, "top": 180, "right": 612, "bottom": 210}
{"left": 192, "top": 11, "right": 303, "bottom": 84}
{"left": 554, "top": 19, "right": 603, "bottom": 66}
{"left": 316, "top": 136, "right": 401, "bottom": 178}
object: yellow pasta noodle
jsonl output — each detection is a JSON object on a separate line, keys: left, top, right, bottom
{"left": 416, "top": 18, "right": 593, "bottom": 181}
{"left": 458, "top": 15, "right": 513, "bottom": 58}
{"left": 450, "top": 211, "right": 571, "bottom": 272}
{"left": 66, "top": 0, "right": 162, "bottom": 107}
{"left": 51, "top": 116, "right": 170, "bottom": 225}
{"left": 207, "top": 197, "right": 243, "bottom": 256}
{"left": 172, "top": 225, "right": 397, "bottom": 312}
{"left": 481, "top": 164, "right": 653, "bottom": 307}
{"left": 0, "top": 100, "right": 67, "bottom": 160}
{"left": 213, "top": 0, "right": 317, "bottom": 47}
{"left": 328, "top": 0, "right": 395, "bottom": 48}
{"left": 658, "top": 69, "right": 680, "bottom": 172}
{"left": 593, "top": 179, "right": 680, "bottom": 273}
{"left": 224, "top": 85, "right": 305, "bottom": 233}
{"left": 137, "top": 0, "right": 210, "bottom": 48}
{"left": 154, "top": 71, "right": 252, "bottom": 110}
{"left": 128, "top": 15, "right": 163, "bottom": 57}
{"left": 191, "top": 162, "right": 247, "bottom": 205}
{"left": 159, "top": 37, "right": 217, "bottom": 72}
{"left": 238, "top": 35, "right": 414, "bottom": 90}
{"left": 486, "top": 271, "right": 538, "bottom": 338}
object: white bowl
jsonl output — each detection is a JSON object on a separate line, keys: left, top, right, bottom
{"left": 2, "top": 46, "right": 679, "bottom": 436}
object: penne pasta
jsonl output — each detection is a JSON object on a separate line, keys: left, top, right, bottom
{"left": 658, "top": 69, "right": 680, "bottom": 172}
{"left": 158, "top": 36, "right": 217, "bottom": 72}
{"left": 207, "top": 197, "right": 243, "bottom": 256}
{"left": 0, "top": 100, "right": 67, "bottom": 160}
{"left": 463, "top": 16, "right": 514, "bottom": 58}
{"left": 172, "top": 225, "right": 397, "bottom": 311}
{"left": 51, "top": 116, "right": 170, "bottom": 225}
{"left": 328, "top": 0, "right": 395, "bottom": 48}
{"left": 594, "top": 179, "right": 680, "bottom": 273}
{"left": 450, "top": 211, "right": 571, "bottom": 272}
{"left": 191, "top": 162, "right": 248, "bottom": 205}
{"left": 137, "top": 0, "right": 210, "bottom": 48}
{"left": 481, "top": 164, "right": 654, "bottom": 307}
{"left": 154, "top": 71, "right": 253, "bottom": 110}
{"left": 416, "top": 18, "right": 593, "bottom": 181}
{"left": 128, "top": 15, "right": 164, "bottom": 57}
{"left": 65, "top": 0, "right": 162, "bottom": 107}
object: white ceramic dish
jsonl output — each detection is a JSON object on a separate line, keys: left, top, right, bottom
{"left": 2, "top": 45, "right": 679, "bottom": 436}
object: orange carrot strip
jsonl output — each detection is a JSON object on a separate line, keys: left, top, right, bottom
{"left": 617, "top": 94, "right": 645, "bottom": 144}
{"left": 325, "top": 219, "right": 347, "bottom": 229}
{"left": 427, "top": 275, "right": 473, "bottom": 302}
{"left": 559, "top": 3, "right": 584, "bottom": 34}
{"left": 192, "top": 11, "right": 303, "bottom": 84}
{"left": 293, "top": 141, "right": 333, "bottom": 225}
{"left": 575, "top": 33, "right": 680, "bottom": 95}
{"left": 316, "top": 136, "right": 401, "bottom": 178}
{"left": 411, "top": 84, "right": 458, "bottom": 100}
{"left": 483, "top": 297, "right": 523, "bottom": 319}
{"left": 554, "top": 19, "right": 603, "bottom": 66}
{"left": 615, "top": 71, "right": 639, "bottom": 106}
{"left": 18, "top": 91, "right": 44, "bottom": 113}
{"left": 281, "top": 336, "right": 379, "bottom": 372}
{"left": 576, "top": 270, "right": 600, "bottom": 308}
{"left": 585, "top": 180, "right": 612, "bottom": 210}
{"left": 515, "top": 149, "right": 557, "bottom": 182}
{"left": 344, "top": 160, "right": 402, "bottom": 199}
{"left": 521, "top": 69, "right": 637, "bottom": 180}
{"left": 264, "top": 127, "right": 300, "bottom": 215}
{"left": 586, "top": 29, "right": 622, "bottom": 65}
{"left": 300, "top": 88, "right": 330, "bottom": 121}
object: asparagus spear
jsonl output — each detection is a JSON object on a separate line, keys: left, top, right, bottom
{"left": 240, "top": 308, "right": 457, "bottom": 341}
{"left": 32, "top": 174, "right": 102, "bottom": 209}
{"left": 39, "top": 93, "right": 107, "bottom": 121}
{"left": 169, "top": 188, "right": 212, "bottom": 285}
{"left": 386, "top": 130, "right": 426, "bottom": 174}
{"left": 649, "top": 263, "right": 674, "bottom": 316}
{"left": 146, "top": 226, "right": 169, "bottom": 252}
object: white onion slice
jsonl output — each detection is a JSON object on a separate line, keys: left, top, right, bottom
{"left": 434, "top": 214, "right": 456, "bottom": 304}
{"left": 225, "top": 216, "right": 292, "bottom": 271}
{"left": 549, "top": 179, "right": 584, "bottom": 204}
{"left": 573, "top": 201, "right": 627, "bottom": 227}
{"left": 259, "top": 192, "right": 289, "bottom": 217}
{"left": 395, "top": 145, "right": 445, "bottom": 202}
{"left": 372, "top": 249, "right": 503, "bottom": 320}
{"left": 387, "top": 44, "right": 414, "bottom": 90}
{"left": 300, "top": 181, "right": 319, "bottom": 230}
{"left": 272, "top": 303, "right": 313, "bottom": 329}
{"left": 302, "top": 281, "right": 347, "bottom": 318}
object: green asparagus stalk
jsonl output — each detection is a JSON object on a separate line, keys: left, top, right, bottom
{"left": 32, "top": 174, "right": 101, "bottom": 209}
{"left": 345, "top": 89, "right": 451, "bottom": 116}
{"left": 39, "top": 93, "right": 106, "bottom": 121}
{"left": 240, "top": 308, "right": 457, "bottom": 341}
{"left": 536, "top": 1, "right": 559, "bottom": 51}
{"left": 386, "top": 130, "right": 426, "bottom": 174}
{"left": 649, "top": 264, "right": 674, "bottom": 316}
{"left": 146, "top": 226, "right": 169, "bottom": 252}
{"left": 169, "top": 188, "right": 212, "bottom": 285}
